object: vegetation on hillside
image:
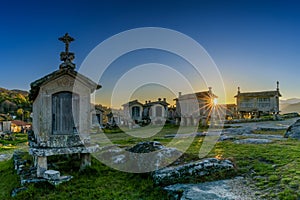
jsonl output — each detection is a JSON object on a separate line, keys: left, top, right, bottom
{"left": 0, "top": 88, "right": 31, "bottom": 121}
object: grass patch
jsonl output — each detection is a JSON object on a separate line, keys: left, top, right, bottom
{"left": 10, "top": 156, "right": 168, "bottom": 200}
{"left": 0, "top": 159, "right": 20, "bottom": 198}
{"left": 1, "top": 125, "right": 300, "bottom": 199}
{"left": 0, "top": 133, "right": 28, "bottom": 153}
{"left": 252, "top": 129, "right": 286, "bottom": 135}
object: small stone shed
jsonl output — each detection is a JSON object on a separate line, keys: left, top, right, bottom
{"left": 29, "top": 33, "right": 101, "bottom": 177}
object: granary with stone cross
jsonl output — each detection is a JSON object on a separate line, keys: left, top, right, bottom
{"left": 29, "top": 33, "right": 101, "bottom": 177}
{"left": 234, "top": 81, "right": 281, "bottom": 119}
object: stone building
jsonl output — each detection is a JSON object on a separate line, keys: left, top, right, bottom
{"left": 174, "top": 88, "right": 218, "bottom": 126}
{"left": 234, "top": 81, "right": 281, "bottom": 118}
{"left": 121, "top": 98, "right": 169, "bottom": 126}
{"left": 143, "top": 98, "right": 169, "bottom": 125}
{"left": 122, "top": 100, "right": 144, "bottom": 124}
{"left": 109, "top": 108, "right": 124, "bottom": 125}
{"left": 29, "top": 33, "right": 101, "bottom": 177}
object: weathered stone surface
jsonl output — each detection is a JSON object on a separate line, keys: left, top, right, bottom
{"left": 11, "top": 187, "right": 28, "bottom": 197}
{"left": 284, "top": 119, "right": 300, "bottom": 139}
{"left": 37, "top": 156, "right": 47, "bottom": 177}
{"left": 12, "top": 150, "right": 73, "bottom": 197}
{"left": 96, "top": 142, "right": 182, "bottom": 173}
{"left": 242, "top": 133, "right": 285, "bottom": 140}
{"left": 221, "top": 127, "right": 253, "bottom": 135}
{"left": 43, "top": 170, "right": 60, "bottom": 180}
{"left": 20, "top": 178, "right": 47, "bottom": 186}
{"left": 127, "top": 141, "right": 164, "bottom": 153}
{"left": 29, "top": 145, "right": 99, "bottom": 156}
{"left": 152, "top": 158, "right": 235, "bottom": 186}
{"left": 164, "top": 132, "right": 206, "bottom": 138}
{"left": 164, "top": 177, "right": 256, "bottom": 200}
{"left": 47, "top": 175, "right": 73, "bottom": 186}
{"left": 234, "top": 138, "right": 272, "bottom": 144}
{"left": 218, "top": 135, "right": 235, "bottom": 141}
{"left": 80, "top": 153, "right": 91, "bottom": 170}
{"left": 256, "top": 126, "right": 286, "bottom": 131}
{"left": 0, "top": 153, "right": 12, "bottom": 162}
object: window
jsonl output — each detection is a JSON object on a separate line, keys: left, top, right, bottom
{"left": 258, "top": 98, "right": 270, "bottom": 102}
{"left": 258, "top": 98, "right": 270, "bottom": 108}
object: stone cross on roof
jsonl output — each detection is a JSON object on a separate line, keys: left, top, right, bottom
{"left": 58, "top": 33, "right": 75, "bottom": 70}
{"left": 59, "top": 33, "right": 74, "bottom": 54}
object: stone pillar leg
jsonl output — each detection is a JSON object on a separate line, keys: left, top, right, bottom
{"left": 201, "top": 117, "right": 207, "bottom": 127}
{"left": 37, "top": 156, "right": 47, "bottom": 177}
{"left": 180, "top": 117, "right": 186, "bottom": 126}
{"left": 175, "top": 118, "right": 180, "bottom": 126}
{"left": 186, "top": 117, "right": 192, "bottom": 126}
{"left": 193, "top": 118, "right": 199, "bottom": 126}
{"left": 80, "top": 153, "right": 91, "bottom": 170}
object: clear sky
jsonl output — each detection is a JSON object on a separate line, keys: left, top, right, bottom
{"left": 1, "top": 0, "right": 300, "bottom": 107}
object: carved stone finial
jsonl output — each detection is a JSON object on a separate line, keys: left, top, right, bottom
{"left": 59, "top": 33, "right": 74, "bottom": 53}
{"left": 276, "top": 81, "right": 279, "bottom": 91}
{"left": 208, "top": 87, "right": 212, "bottom": 93}
{"left": 58, "top": 33, "right": 75, "bottom": 70}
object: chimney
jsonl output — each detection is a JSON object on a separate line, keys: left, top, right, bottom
{"left": 276, "top": 81, "right": 279, "bottom": 91}
{"left": 179, "top": 92, "right": 182, "bottom": 97}
{"left": 238, "top": 87, "right": 240, "bottom": 94}
{"left": 158, "top": 98, "right": 161, "bottom": 101}
{"left": 145, "top": 101, "right": 148, "bottom": 104}
{"left": 163, "top": 98, "right": 166, "bottom": 102}
{"left": 149, "top": 100, "right": 151, "bottom": 103}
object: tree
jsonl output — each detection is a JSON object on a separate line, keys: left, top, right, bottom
{"left": 17, "top": 108, "right": 24, "bottom": 120}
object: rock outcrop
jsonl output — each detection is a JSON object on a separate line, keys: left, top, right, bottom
{"left": 234, "top": 138, "right": 272, "bottom": 144}
{"left": 96, "top": 142, "right": 182, "bottom": 173}
{"left": 152, "top": 158, "right": 235, "bottom": 186}
{"left": 284, "top": 119, "right": 300, "bottom": 139}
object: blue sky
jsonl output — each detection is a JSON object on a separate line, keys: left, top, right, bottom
{"left": 1, "top": 0, "right": 300, "bottom": 106}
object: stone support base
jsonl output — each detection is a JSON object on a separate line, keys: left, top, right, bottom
{"left": 37, "top": 156, "right": 47, "bottom": 177}
{"left": 186, "top": 117, "right": 192, "bottom": 126}
{"left": 80, "top": 153, "right": 91, "bottom": 171}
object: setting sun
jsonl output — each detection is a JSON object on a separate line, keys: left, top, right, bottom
{"left": 213, "top": 98, "right": 218, "bottom": 106}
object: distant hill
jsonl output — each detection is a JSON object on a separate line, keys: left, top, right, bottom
{"left": 280, "top": 98, "right": 300, "bottom": 114}
{"left": 280, "top": 98, "right": 300, "bottom": 105}
{"left": 0, "top": 87, "right": 31, "bottom": 121}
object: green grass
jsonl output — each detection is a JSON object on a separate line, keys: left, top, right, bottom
{"left": 0, "top": 133, "right": 28, "bottom": 152}
{"left": 12, "top": 157, "right": 168, "bottom": 200}
{"left": 252, "top": 129, "right": 286, "bottom": 135}
{"left": 201, "top": 139, "right": 300, "bottom": 199}
{"left": 2, "top": 125, "right": 300, "bottom": 199}
{"left": 0, "top": 159, "right": 20, "bottom": 198}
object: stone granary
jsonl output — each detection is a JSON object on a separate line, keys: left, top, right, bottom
{"left": 234, "top": 81, "right": 281, "bottom": 119}
{"left": 122, "top": 100, "right": 144, "bottom": 123}
{"left": 143, "top": 98, "right": 169, "bottom": 125}
{"left": 122, "top": 98, "right": 169, "bottom": 125}
{"left": 174, "top": 88, "right": 218, "bottom": 126}
{"left": 29, "top": 33, "right": 101, "bottom": 177}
